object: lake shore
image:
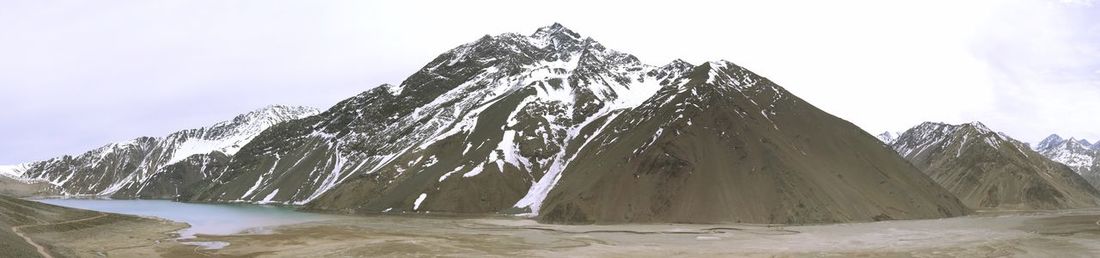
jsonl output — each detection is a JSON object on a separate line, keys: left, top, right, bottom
{"left": 0, "top": 195, "right": 193, "bottom": 257}
{"left": 35, "top": 199, "right": 340, "bottom": 240}
{"left": 27, "top": 214, "right": 190, "bottom": 257}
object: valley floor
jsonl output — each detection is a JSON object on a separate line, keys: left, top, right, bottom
{"left": 163, "top": 209, "right": 1100, "bottom": 257}
{"left": 8, "top": 200, "right": 1100, "bottom": 257}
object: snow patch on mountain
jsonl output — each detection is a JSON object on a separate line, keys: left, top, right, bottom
{"left": 877, "top": 131, "right": 901, "bottom": 144}
{"left": 414, "top": 193, "right": 428, "bottom": 210}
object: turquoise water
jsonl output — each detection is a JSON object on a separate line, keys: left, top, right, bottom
{"left": 36, "top": 199, "right": 338, "bottom": 238}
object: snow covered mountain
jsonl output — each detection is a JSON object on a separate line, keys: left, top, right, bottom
{"left": 1036, "top": 134, "right": 1100, "bottom": 189}
{"left": 173, "top": 23, "right": 969, "bottom": 224}
{"left": 890, "top": 122, "right": 1100, "bottom": 210}
{"left": 2, "top": 105, "right": 319, "bottom": 196}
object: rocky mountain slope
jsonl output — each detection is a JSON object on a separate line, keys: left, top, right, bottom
{"left": 533, "top": 61, "right": 969, "bottom": 224}
{"left": 890, "top": 122, "right": 1100, "bottom": 210}
{"left": 0, "top": 105, "right": 318, "bottom": 198}
{"left": 1035, "top": 134, "right": 1100, "bottom": 189}
{"left": 184, "top": 23, "right": 969, "bottom": 224}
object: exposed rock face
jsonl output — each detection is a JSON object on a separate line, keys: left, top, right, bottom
{"left": 891, "top": 122, "right": 1100, "bottom": 210}
{"left": 1035, "top": 134, "right": 1100, "bottom": 189}
{"left": 3, "top": 105, "right": 318, "bottom": 198}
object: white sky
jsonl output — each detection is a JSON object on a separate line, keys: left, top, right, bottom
{"left": 1, "top": 0, "right": 1098, "bottom": 163}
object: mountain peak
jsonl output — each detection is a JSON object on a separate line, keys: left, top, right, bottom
{"left": 530, "top": 23, "right": 583, "bottom": 48}
{"left": 1064, "top": 137, "right": 1088, "bottom": 147}
{"left": 659, "top": 59, "right": 695, "bottom": 73}
{"left": 669, "top": 58, "right": 692, "bottom": 66}
{"left": 1037, "top": 134, "right": 1067, "bottom": 151}
{"left": 532, "top": 23, "right": 580, "bottom": 38}
{"left": 963, "top": 121, "right": 992, "bottom": 134}
{"left": 1036, "top": 134, "right": 1096, "bottom": 152}
{"left": 1042, "top": 134, "right": 1064, "bottom": 143}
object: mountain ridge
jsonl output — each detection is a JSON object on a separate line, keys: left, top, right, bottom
{"left": 2, "top": 105, "right": 319, "bottom": 197}
{"left": 890, "top": 122, "right": 1100, "bottom": 210}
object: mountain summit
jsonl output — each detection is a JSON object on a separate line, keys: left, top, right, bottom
{"left": 531, "top": 23, "right": 582, "bottom": 43}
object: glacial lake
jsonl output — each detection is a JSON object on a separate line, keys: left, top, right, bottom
{"left": 36, "top": 199, "right": 339, "bottom": 239}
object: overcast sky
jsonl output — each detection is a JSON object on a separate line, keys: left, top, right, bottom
{"left": 1, "top": 0, "right": 1098, "bottom": 164}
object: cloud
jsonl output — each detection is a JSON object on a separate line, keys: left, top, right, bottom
{"left": 0, "top": 0, "right": 1096, "bottom": 163}
{"left": 969, "top": 0, "right": 1100, "bottom": 143}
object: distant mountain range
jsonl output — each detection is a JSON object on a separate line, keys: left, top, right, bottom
{"left": 884, "top": 122, "right": 1099, "bottom": 210}
{"left": 0, "top": 105, "right": 318, "bottom": 198}
{"left": 12, "top": 23, "right": 1100, "bottom": 224}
